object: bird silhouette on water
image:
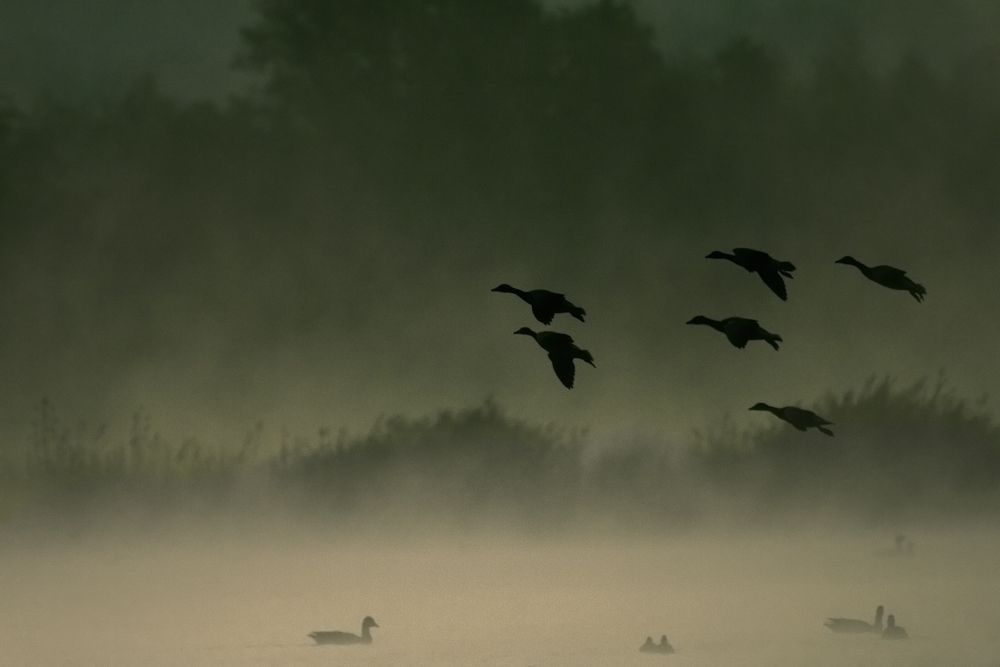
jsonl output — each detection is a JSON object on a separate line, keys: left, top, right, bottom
{"left": 308, "top": 616, "right": 378, "bottom": 645}
{"left": 825, "top": 605, "right": 884, "bottom": 633}
{"left": 706, "top": 248, "right": 796, "bottom": 300}
{"left": 834, "top": 256, "right": 926, "bottom": 302}
{"left": 749, "top": 403, "right": 834, "bottom": 436}
{"left": 491, "top": 284, "right": 587, "bottom": 325}
{"left": 514, "top": 327, "right": 595, "bottom": 389}
{"left": 881, "top": 615, "right": 908, "bottom": 640}
{"left": 639, "top": 635, "right": 674, "bottom": 654}
{"left": 686, "top": 316, "right": 782, "bottom": 350}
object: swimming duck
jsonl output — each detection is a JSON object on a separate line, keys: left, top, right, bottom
{"left": 514, "top": 327, "right": 595, "bottom": 389}
{"left": 308, "top": 616, "right": 379, "bottom": 645}
{"left": 639, "top": 635, "right": 675, "bottom": 654}
{"left": 834, "top": 256, "right": 926, "bottom": 302}
{"left": 881, "top": 614, "right": 908, "bottom": 640}
{"left": 749, "top": 403, "right": 834, "bottom": 436}
{"left": 706, "top": 248, "right": 796, "bottom": 300}
{"left": 686, "top": 316, "right": 782, "bottom": 350}
{"left": 491, "top": 284, "right": 587, "bottom": 325}
{"left": 825, "top": 605, "right": 884, "bottom": 633}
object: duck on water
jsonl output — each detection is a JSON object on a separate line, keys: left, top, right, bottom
{"left": 706, "top": 248, "right": 796, "bottom": 300}
{"left": 640, "top": 635, "right": 675, "bottom": 654}
{"left": 825, "top": 605, "right": 883, "bottom": 633}
{"left": 686, "top": 315, "right": 782, "bottom": 350}
{"left": 513, "top": 327, "right": 595, "bottom": 389}
{"left": 882, "top": 614, "right": 908, "bottom": 640}
{"left": 491, "top": 284, "right": 587, "bottom": 325}
{"left": 309, "top": 616, "right": 378, "bottom": 645}
{"left": 749, "top": 403, "right": 834, "bottom": 436}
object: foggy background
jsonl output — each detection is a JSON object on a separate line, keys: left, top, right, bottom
{"left": 1, "top": 0, "right": 998, "bottom": 444}
{"left": 0, "top": 0, "right": 999, "bottom": 529}
{"left": 3, "top": 4, "right": 1000, "bottom": 665}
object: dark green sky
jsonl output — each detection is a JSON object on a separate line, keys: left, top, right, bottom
{"left": 3, "top": 0, "right": 999, "bottom": 101}
{"left": 1, "top": 0, "right": 998, "bottom": 450}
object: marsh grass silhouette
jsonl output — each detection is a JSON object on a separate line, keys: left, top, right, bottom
{"left": 5, "top": 377, "right": 1000, "bottom": 531}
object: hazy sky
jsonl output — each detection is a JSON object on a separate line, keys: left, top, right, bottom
{"left": 1, "top": 0, "right": 999, "bottom": 451}
{"left": 3, "top": 0, "right": 1000, "bottom": 101}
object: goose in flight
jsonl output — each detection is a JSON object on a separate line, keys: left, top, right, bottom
{"left": 881, "top": 614, "right": 908, "bottom": 640}
{"left": 492, "top": 284, "right": 586, "bottom": 325}
{"left": 686, "top": 315, "right": 782, "bottom": 350}
{"left": 706, "top": 248, "right": 796, "bottom": 300}
{"left": 825, "top": 605, "right": 884, "bottom": 633}
{"left": 514, "top": 327, "right": 595, "bottom": 389}
{"left": 834, "top": 256, "right": 926, "bottom": 302}
{"left": 309, "top": 616, "right": 379, "bottom": 645}
{"left": 749, "top": 403, "right": 834, "bottom": 436}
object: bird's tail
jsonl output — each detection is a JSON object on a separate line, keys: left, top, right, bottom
{"left": 766, "top": 334, "right": 782, "bottom": 351}
{"left": 576, "top": 348, "right": 596, "bottom": 367}
{"left": 910, "top": 283, "right": 927, "bottom": 302}
{"left": 818, "top": 426, "right": 834, "bottom": 436}
{"left": 570, "top": 306, "right": 587, "bottom": 323}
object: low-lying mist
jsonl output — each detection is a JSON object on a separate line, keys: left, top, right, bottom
{"left": 3, "top": 376, "right": 998, "bottom": 539}
{"left": 3, "top": 378, "right": 1000, "bottom": 665}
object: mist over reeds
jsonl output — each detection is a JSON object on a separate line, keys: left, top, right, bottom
{"left": 3, "top": 378, "right": 999, "bottom": 535}
{"left": 2, "top": 1, "right": 1000, "bottom": 536}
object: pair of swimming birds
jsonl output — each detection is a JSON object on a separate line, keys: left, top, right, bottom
{"left": 825, "top": 605, "right": 908, "bottom": 640}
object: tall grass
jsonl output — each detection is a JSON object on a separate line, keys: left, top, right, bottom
{"left": 3, "top": 378, "right": 1000, "bottom": 530}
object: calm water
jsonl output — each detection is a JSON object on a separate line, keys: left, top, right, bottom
{"left": 1, "top": 523, "right": 998, "bottom": 666}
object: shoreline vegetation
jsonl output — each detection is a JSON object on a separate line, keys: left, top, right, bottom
{"left": 2, "top": 2, "right": 999, "bottom": 532}
{"left": 2, "top": 377, "right": 998, "bottom": 531}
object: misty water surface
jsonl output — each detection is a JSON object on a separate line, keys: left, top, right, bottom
{"left": 2, "top": 523, "right": 998, "bottom": 667}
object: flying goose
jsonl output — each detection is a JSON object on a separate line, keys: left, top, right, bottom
{"left": 749, "top": 403, "right": 834, "bottom": 436}
{"left": 706, "top": 248, "right": 796, "bottom": 300}
{"left": 881, "top": 614, "right": 908, "bottom": 640}
{"left": 514, "top": 327, "right": 595, "bottom": 389}
{"left": 686, "top": 315, "right": 782, "bottom": 350}
{"left": 309, "top": 616, "right": 379, "bottom": 645}
{"left": 825, "top": 605, "right": 884, "bottom": 633}
{"left": 834, "top": 256, "right": 926, "bottom": 302}
{"left": 491, "top": 284, "right": 586, "bottom": 325}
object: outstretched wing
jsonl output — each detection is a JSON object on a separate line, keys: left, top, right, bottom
{"left": 537, "top": 331, "right": 575, "bottom": 349}
{"left": 531, "top": 302, "right": 555, "bottom": 325}
{"left": 723, "top": 321, "right": 750, "bottom": 348}
{"left": 757, "top": 269, "right": 788, "bottom": 300}
{"left": 548, "top": 353, "right": 576, "bottom": 389}
{"left": 873, "top": 264, "right": 908, "bottom": 278}
{"left": 732, "top": 247, "right": 770, "bottom": 263}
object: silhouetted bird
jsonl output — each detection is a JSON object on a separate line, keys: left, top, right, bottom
{"left": 309, "top": 616, "right": 379, "bottom": 645}
{"left": 514, "top": 327, "right": 595, "bottom": 389}
{"left": 706, "top": 248, "right": 796, "bottom": 300}
{"left": 825, "top": 606, "right": 884, "bottom": 633}
{"left": 492, "top": 284, "right": 586, "bottom": 325}
{"left": 686, "top": 316, "right": 782, "bottom": 350}
{"left": 834, "top": 256, "right": 926, "bottom": 302}
{"left": 749, "top": 403, "right": 834, "bottom": 436}
{"left": 881, "top": 615, "right": 908, "bottom": 640}
{"left": 639, "top": 635, "right": 674, "bottom": 654}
